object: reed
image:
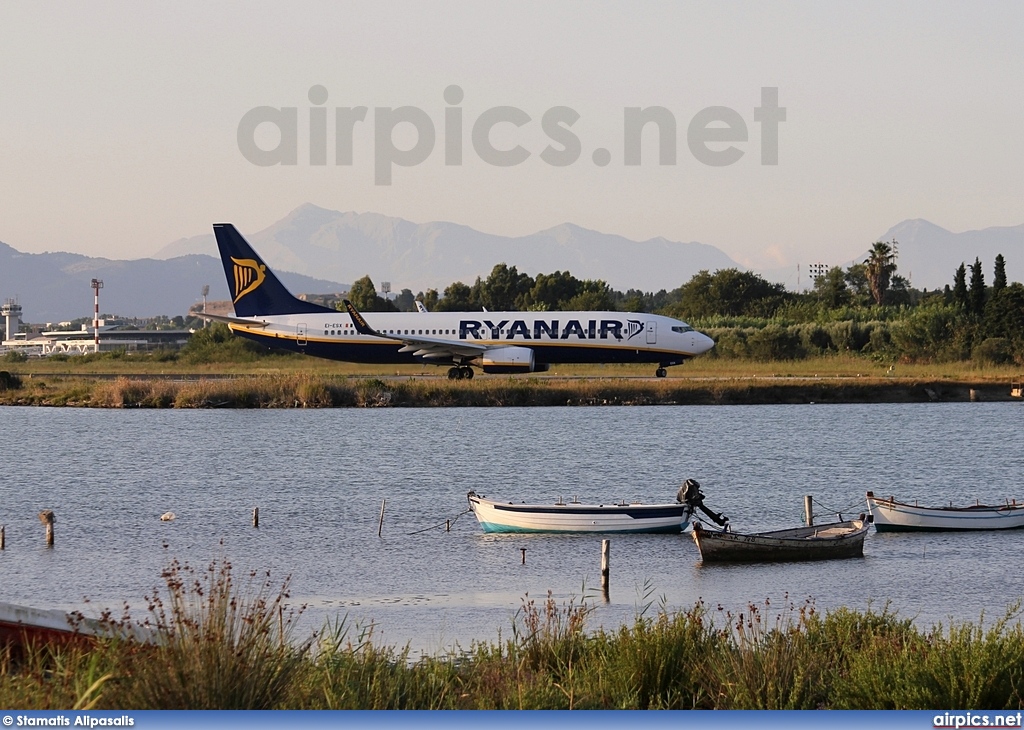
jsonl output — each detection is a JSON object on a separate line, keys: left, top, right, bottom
{"left": 114, "top": 558, "right": 311, "bottom": 709}
{"left": 832, "top": 604, "right": 1024, "bottom": 709}
{"left": 0, "top": 371, "right": 1016, "bottom": 407}
{"left": 583, "top": 600, "right": 726, "bottom": 709}
{"left": 5, "top": 565, "right": 1024, "bottom": 709}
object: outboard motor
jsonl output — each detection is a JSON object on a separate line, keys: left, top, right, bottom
{"left": 677, "top": 478, "right": 729, "bottom": 528}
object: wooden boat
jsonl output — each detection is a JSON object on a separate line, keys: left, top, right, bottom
{"left": 690, "top": 518, "right": 869, "bottom": 562}
{"left": 0, "top": 601, "right": 153, "bottom": 651}
{"left": 866, "top": 491, "right": 1024, "bottom": 531}
{"left": 467, "top": 491, "right": 695, "bottom": 534}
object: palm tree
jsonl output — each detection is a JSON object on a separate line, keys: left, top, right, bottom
{"left": 864, "top": 241, "right": 898, "bottom": 306}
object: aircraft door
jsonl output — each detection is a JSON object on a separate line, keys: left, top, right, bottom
{"left": 297, "top": 323, "right": 307, "bottom": 346}
{"left": 646, "top": 321, "right": 657, "bottom": 344}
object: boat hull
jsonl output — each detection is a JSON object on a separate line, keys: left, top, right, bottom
{"left": 0, "top": 601, "right": 153, "bottom": 652}
{"left": 691, "top": 520, "right": 868, "bottom": 562}
{"left": 866, "top": 493, "right": 1024, "bottom": 532}
{"left": 468, "top": 493, "right": 692, "bottom": 534}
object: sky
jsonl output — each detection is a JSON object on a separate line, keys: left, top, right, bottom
{"left": 1, "top": 0, "right": 1023, "bottom": 271}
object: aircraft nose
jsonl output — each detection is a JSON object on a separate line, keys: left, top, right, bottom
{"left": 696, "top": 332, "right": 715, "bottom": 353}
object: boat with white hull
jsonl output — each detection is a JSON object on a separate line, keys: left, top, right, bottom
{"left": 467, "top": 480, "right": 727, "bottom": 534}
{"left": 866, "top": 491, "right": 1024, "bottom": 531}
{"left": 467, "top": 492, "right": 693, "bottom": 533}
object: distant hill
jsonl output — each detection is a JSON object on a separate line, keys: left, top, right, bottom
{"left": 154, "top": 204, "right": 742, "bottom": 294}
{"left": 0, "top": 242, "right": 348, "bottom": 323}
{"left": 872, "top": 220, "right": 1024, "bottom": 290}
{"left": 7, "top": 210, "right": 1021, "bottom": 322}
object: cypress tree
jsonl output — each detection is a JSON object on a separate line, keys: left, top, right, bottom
{"left": 968, "top": 257, "right": 986, "bottom": 316}
{"left": 993, "top": 254, "right": 1007, "bottom": 293}
{"left": 952, "top": 263, "right": 968, "bottom": 308}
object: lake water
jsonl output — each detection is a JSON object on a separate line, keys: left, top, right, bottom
{"left": 1, "top": 403, "right": 1022, "bottom": 655}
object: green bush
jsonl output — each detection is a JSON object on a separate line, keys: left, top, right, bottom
{"left": 796, "top": 323, "right": 834, "bottom": 354}
{"left": 178, "top": 323, "right": 272, "bottom": 364}
{"left": 746, "top": 325, "right": 804, "bottom": 361}
{"left": 973, "top": 338, "right": 1015, "bottom": 365}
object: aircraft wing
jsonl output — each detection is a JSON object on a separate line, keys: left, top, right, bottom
{"left": 192, "top": 312, "right": 269, "bottom": 328}
{"left": 343, "top": 300, "right": 488, "bottom": 360}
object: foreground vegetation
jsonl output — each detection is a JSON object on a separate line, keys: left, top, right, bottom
{"left": 0, "top": 367, "right": 1018, "bottom": 408}
{"left": 1, "top": 339, "right": 1020, "bottom": 408}
{"left": 4, "top": 559, "right": 1024, "bottom": 710}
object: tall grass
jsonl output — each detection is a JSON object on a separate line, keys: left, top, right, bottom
{"left": 117, "top": 558, "right": 311, "bottom": 709}
{"left": 1, "top": 370, "right": 1017, "bottom": 408}
{"left": 5, "top": 562, "right": 1024, "bottom": 709}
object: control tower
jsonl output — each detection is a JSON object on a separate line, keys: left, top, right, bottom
{"left": 1, "top": 299, "right": 21, "bottom": 342}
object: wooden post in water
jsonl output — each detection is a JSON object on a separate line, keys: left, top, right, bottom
{"left": 445, "top": 519, "right": 450, "bottom": 532}
{"left": 38, "top": 510, "right": 54, "bottom": 547}
{"left": 520, "top": 547, "right": 526, "bottom": 564}
{"left": 804, "top": 496, "right": 814, "bottom": 526}
{"left": 252, "top": 507, "right": 259, "bottom": 528}
{"left": 601, "top": 539, "right": 610, "bottom": 600}
{"left": 378, "top": 499, "right": 386, "bottom": 537}
{"left": 0, "top": 525, "right": 5, "bottom": 550}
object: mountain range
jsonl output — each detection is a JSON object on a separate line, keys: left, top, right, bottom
{"left": 875, "top": 219, "right": 1024, "bottom": 289}
{"left": 155, "top": 204, "right": 741, "bottom": 296}
{"left": 1, "top": 205, "right": 1021, "bottom": 322}
{"left": 0, "top": 241, "right": 347, "bottom": 324}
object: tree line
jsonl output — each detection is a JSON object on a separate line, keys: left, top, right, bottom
{"left": 343, "top": 241, "right": 1024, "bottom": 365}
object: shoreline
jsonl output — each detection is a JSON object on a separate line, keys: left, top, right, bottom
{"left": 0, "top": 372, "right": 1017, "bottom": 407}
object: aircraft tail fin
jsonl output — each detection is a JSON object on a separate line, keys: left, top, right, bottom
{"left": 212, "top": 224, "right": 336, "bottom": 317}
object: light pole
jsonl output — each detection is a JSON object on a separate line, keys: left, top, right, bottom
{"left": 90, "top": 279, "right": 103, "bottom": 353}
{"left": 201, "top": 285, "right": 209, "bottom": 327}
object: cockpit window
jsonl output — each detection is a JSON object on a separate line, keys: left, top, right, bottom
{"left": 671, "top": 325, "right": 694, "bottom": 333}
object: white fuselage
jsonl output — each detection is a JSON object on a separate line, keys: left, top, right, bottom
{"left": 229, "top": 310, "right": 714, "bottom": 366}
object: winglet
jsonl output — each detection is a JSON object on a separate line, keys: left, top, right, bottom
{"left": 343, "top": 300, "right": 383, "bottom": 337}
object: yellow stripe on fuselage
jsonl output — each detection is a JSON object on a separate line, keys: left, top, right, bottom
{"left": 228, "top": 325, "right": 698, "bottom": 357}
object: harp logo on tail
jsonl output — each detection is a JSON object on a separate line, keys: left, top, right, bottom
{"left": 231, "top": 257, "right": 266, "bottom": 303}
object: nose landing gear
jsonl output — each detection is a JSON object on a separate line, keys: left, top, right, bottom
{"left": 655, "top": 367, "right": 667, "bottom": 378}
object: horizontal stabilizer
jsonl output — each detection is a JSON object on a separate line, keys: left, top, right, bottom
{"left": 193, "top": 312, "right": 269, "bottom": 328}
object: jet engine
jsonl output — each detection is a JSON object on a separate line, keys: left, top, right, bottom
{"left": 479, "top": 346, "right": 537, "bottom": 374}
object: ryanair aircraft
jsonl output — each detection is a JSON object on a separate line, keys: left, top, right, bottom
{"left": 203, "top": 224, "right": 715, "bottom": 379}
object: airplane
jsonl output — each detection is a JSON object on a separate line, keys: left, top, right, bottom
{"left": 200, "top": 223, "right": 715, "bottom": 379}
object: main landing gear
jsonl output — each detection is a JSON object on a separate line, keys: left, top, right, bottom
{"left": 655, "top": 367, "right": 667, "bottom": 378}
{"left": 447, "top": 366, "right": 475, "bottom": 380}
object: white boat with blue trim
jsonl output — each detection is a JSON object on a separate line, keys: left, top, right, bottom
{"left": 866, "top": 491, "right": 1024, "bottom": 531}
{"left": 466, "top": 480, "right": 727, "bottom": 534}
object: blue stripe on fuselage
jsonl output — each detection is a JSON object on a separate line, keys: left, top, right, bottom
{"left": 231, "top": 329, "right": 695, "bottom": 365}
